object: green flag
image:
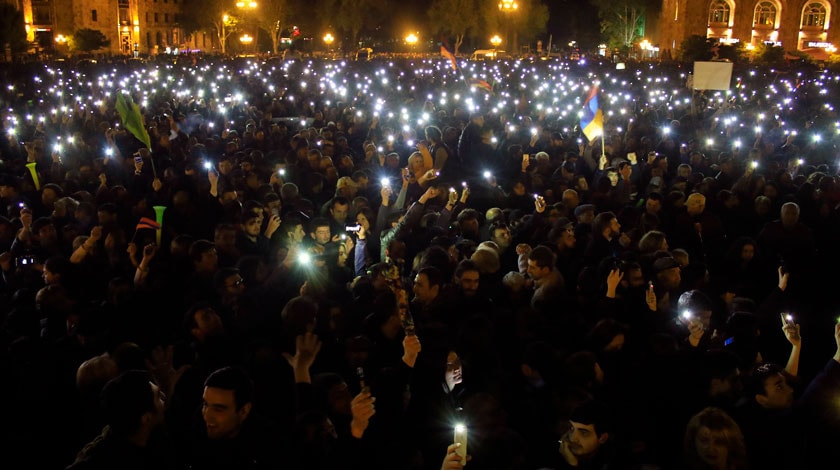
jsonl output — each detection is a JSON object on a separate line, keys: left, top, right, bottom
{"left": 115, "top": 92, "right": 152, "bottom": 150}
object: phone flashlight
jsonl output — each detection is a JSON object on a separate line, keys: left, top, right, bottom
{"left": 533, "top": 193, "right": 539, "bottom": 200}
{"left": 278, "top": 168, "right": 286, "bottom": 175}
{"left": 461, "top": 181, "right": 468, "bottom": 188}
{"left": 380, "top": 177, "right": 390, "bottom": 187}
{"left": 54, "top": 143, "right": 62, "bottom": 152}
{"left": 782, "top": 313, "right": 795, "bottom": 326}
{"left": 298, "top": 252, "right": 311, "bottom": 265}
{"left": 454, "top": 424, "right": 468, "bottom": 463}
{"left": 531, "top": 128, "right": 538, "bottom": 136}
{"left": 681, "top": 310, "right": 693, "bottom": 321}
{"left": 203, "top": 161, "right": 212, "bottom": 170}
{"left": 105, "top": 148, "right": 113, "bottom": 156}
{"left": 797, "top": 158, "right": 804, "bottom": 165}
{"left": 449, "top": 187, "right": 456, "bottom": 193}
{"left": 751, "top": 160, "right": 759, "bottom": 168}
{"left": 483, "top": 171, "right": 492, "bottom": 179}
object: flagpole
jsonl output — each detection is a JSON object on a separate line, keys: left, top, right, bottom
{"left": 601, "top": 130, "right": 605, "bottom": 160}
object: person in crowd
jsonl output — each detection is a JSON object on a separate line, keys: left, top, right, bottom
{"left": 0, "top": 55, "right": 838, "bottom": 470}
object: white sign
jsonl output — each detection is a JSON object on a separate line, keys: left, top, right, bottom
{"left": 692, "top": 61, "right": 733, "bottom": 90}
{"left": 807, "top": 41, "right": 832, "bottom": 48}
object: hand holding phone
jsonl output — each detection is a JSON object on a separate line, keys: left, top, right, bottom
{"left": 454, "top": 424, "right": 468, "bottom": 466}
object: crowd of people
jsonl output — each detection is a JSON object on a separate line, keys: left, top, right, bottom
{"left": 1, "top": 54, "right": 840, "bottom": 469}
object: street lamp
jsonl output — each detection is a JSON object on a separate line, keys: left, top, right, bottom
{"left": 240, "top": 34, "right": 254, "bottom": 44}
{"left": 406, "top": 33, "right": 418, "bottom": 54}
{"left": 498, "top": 0, "right": 518, "bottom": 56}
{"left": 236, "top": 1, "right": 258, "bottom": 54}
{"left": 490, "top": 35, "right": 502, "bottom": 58}
{"left": 324, "top": 33, "right": 334, "bottom": 55}
{"left": 640, "top": 39, "right": 650, "bottom": 60}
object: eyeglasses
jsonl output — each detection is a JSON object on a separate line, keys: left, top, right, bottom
{"left": 226, "top": 278, "right": 245, "bottom": 288}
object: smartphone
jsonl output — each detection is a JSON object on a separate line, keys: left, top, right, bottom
{"left": 454, "top": 424, "right": 468, "bottom": 465}
{"left": 16, "top": 255, "right": 36, "bottom": 267}
{"left": 345, "top": 224, "right": 361, "bottom": 232}
{"left": 781, "top": 313, "right": 795, "bottom": 327}
{"left": 724, "top": 337, "right": 735, "bottom": 346}
{"left": 402, "top": 311, "right": 416, "bottom": 336}
{"left": 356, "top": 366, "right": 369, "bottom": 394}
{"left": 203, "top": 161, "right": 213, "bottom": 170}
{"left": 134, "top": 154, "right": 143, "bottom": 165}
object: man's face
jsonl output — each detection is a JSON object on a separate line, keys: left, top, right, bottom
{"left": 566, "top": 420, "right": 606, "bottom": 459}
{"left": 645, "top": 198, "right": 662, "bottom": 214}
{"left": 527, "top": 259, "right": 549, "bottom": 281}
{"left": 412, "top": 273, "right": 438, "bottom": 304}
{"left": 458, "top": 270, "right": 480, "bottom": 297}
{"left": 491, "top": 227, "right": 512, "bottom": 250}
{"left": 740, "top": 244, "right": 755, "bottom": 261}
{"left": 557, "top": 228, "right": 576, "bottom": 250}
{"left": 622, "top": 267, "right": 645, "bottom": 288}
{"left": 242, "top": 217, "right": 262, "bottom": 237}
{"left": 781, "top": 205, "right": 799, "bottom": 229}
{"left": 619, "top": 164, "right": 632, "bottom": 180}
{"left": 608, "top": 218, "right": 621, "bottom": 237}
{"left": 686, "top": 194, "right": 706, "bottom": 216}
{"left": 577, "top": 210, "right": 594, "bottom": 224}
{"left": 289, "top": 224, "right": 305, "bottom": 244}
{"left": 202, "top": 387, "right": 250, "bottom": 440}
{"left": 218, "top": 159, "right": 233, "bottom": 175}
{"left": 330, "top": 203, "right": 349, "bottom": 224}
{"left": 658, "top": 266, "right": 681, "bottom": 290}
{"left": 192, "top": 307, "right": 224, "bottom": 341}
{"left": 758, "top": 373, "right": 794, "bottom": 409}
{"left": 311, "top": 225, "right": 331, "bottom": 245}
{"left": 607, "top": 171, "right": 619, "bottom": 187}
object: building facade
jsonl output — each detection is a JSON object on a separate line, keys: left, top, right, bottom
{"left": 10, "top": 0, "right": 188, "bottom": 55}
{"left": 657, "top": 0, "right": 837, "bottom": 59}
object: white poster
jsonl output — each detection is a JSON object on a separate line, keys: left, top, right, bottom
{"left": 692, "top": 61, "right": 734, "bottom": 90}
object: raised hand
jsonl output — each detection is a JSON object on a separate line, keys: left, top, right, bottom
{"left": 350, "top": 390, "right": 376, "bottom": 438}
{"left": 402, "top": 334, "right": 422, "bottom": 368}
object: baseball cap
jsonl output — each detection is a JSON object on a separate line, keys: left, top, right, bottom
{"left": 574, "top": 204, "right": 596, "bottom": 217}
{"left": 653, "top": 256, "right": 681, "bottom": 273}
{"left": 554, "top": 217, "right": 574, "bottom": 230}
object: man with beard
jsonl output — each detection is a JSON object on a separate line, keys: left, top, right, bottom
{"left": 488, "top": 221, "right": 518, "bottom": 273}
{"left": 554, "top": 399, "right": 620, "bottom": 469}
{"left": 446, "top": 259, "right": 493, "bottom": 331}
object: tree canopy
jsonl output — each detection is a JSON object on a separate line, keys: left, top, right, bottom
{"left": 0, "top": 4, "right": 27, "bottom": 56}
{"left": 72, "top": 29, "right": 110, "bottom": 53}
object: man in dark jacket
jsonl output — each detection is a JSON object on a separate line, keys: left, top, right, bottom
{"left": 67, "top": 370, "right": 173, "bottom": 470}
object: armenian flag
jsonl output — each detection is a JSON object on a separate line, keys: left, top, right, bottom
{"left": 441, "top": 39, "right": 458, "bottom": 71}
{"left": 579, "top": 84, "right": 603, "bottom": 141}
{"left": 469, "top": 78, "right": 493, "bottom": 94}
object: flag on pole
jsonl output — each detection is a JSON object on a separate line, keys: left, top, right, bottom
{"left": 468, "top": 77, "right": 493, "bottom": 94}
{"left": 115, "top": 91, "right": 152, "bottom": 150}
{"left": 441, "top": 37, "right": 458, "bottom": 71}
{"left": 579, "top": 84, "right": 603, "bottom": 141}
